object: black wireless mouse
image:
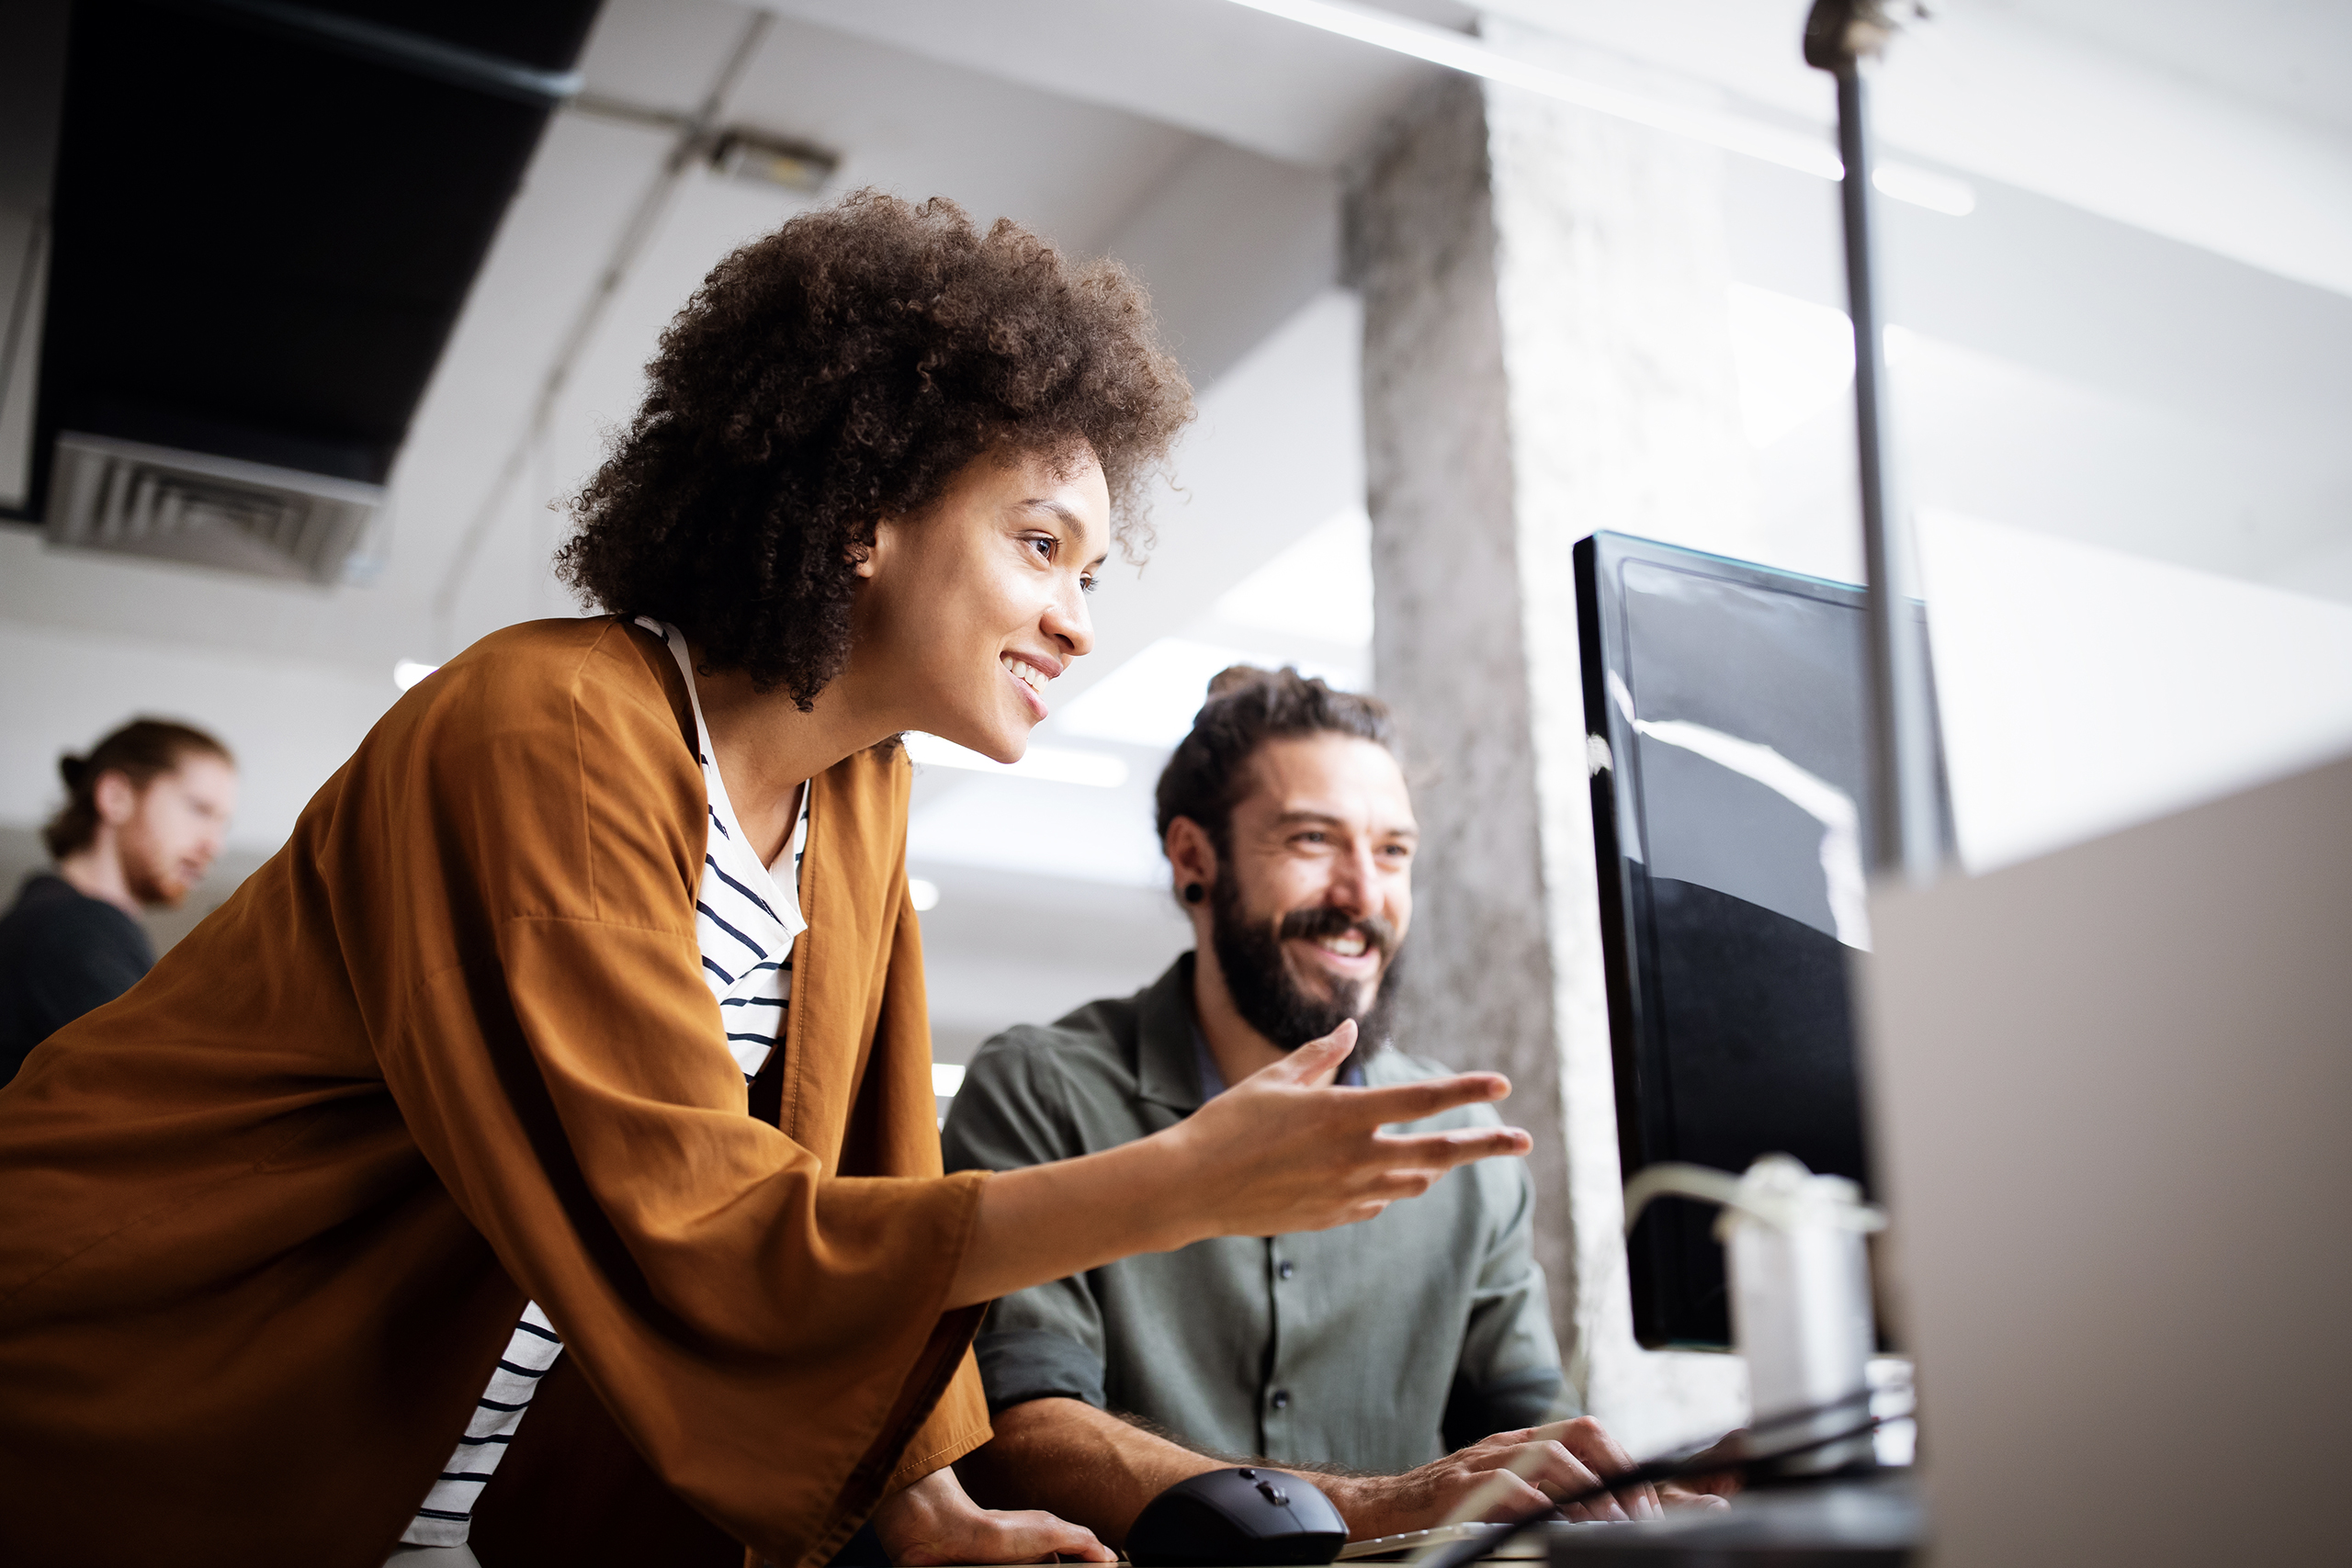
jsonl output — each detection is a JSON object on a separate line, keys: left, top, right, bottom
{"left": 1125, "top": 1466, "right": 1349, "bottom": 1567}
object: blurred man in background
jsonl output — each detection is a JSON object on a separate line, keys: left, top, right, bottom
{"left": 0, "top": 718, "right": 237, "bottom": 1084}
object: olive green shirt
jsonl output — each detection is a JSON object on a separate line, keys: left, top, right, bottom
{"left": 941, "top": 955, "right": 1566, "bottom": 1475}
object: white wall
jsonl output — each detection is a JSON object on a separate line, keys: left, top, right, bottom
{"left": 0, "top": 610, "right": 397, "bottom": 855}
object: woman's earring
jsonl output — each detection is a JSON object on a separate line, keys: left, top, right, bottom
{"left": 1182, "top": 882, "right": 1205, "bottom": 905}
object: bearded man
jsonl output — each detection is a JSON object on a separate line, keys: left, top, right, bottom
{"left": 1, "top": 718, "right": 237, "bottom": 1085}
{"left": 943, "top": 667, "right": 1674, "bottom": 1546}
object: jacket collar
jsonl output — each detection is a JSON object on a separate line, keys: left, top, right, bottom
{"left": 1133, "top": 952, "right": 1206, "bottom": 1114}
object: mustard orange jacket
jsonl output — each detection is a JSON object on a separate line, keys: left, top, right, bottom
{"left": 0, "top": 616, "right": 990, "bottom": 1568}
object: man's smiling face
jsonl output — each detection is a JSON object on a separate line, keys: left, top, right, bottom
{"left": 1208, "top": 732, "right": 1417, "bottom": 1047}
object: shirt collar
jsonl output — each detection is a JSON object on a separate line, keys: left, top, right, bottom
{"left": 1136, "top": 951, "right": 1370, "bottom": 1107}
{"left": 1191, "top": 1030, "right": 1370, "bottom": 1099}
{"left": 1133, "top": 953, "right": 1204, "bottom": 1113}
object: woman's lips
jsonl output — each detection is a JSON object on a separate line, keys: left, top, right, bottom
{"left": 1001, "top": 653, "right": 1052, "bottom": 718}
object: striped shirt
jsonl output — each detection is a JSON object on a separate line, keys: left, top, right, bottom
{"left": 401, "top": 619, "right": 809, "bottom": 1547}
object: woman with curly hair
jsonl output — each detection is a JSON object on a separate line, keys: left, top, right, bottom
{"left": 0, "top": 193, "right": 1529, "bottom": 1568}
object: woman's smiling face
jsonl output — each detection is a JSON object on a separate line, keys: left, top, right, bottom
{"left": 849, "top": 446, "right": 1110, "bottom": 761}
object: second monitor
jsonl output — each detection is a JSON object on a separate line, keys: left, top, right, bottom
{"left": 1574, "top": 531, "right": 1945, "bottom": 1349}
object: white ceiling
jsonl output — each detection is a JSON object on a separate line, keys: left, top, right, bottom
{"left": 6, "top": 0, "right": 2347, "bottom": 684}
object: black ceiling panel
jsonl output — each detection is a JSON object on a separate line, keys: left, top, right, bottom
{"left": 33, "top": 0, "right": 603, "bottom": 501}
{"left": 292, "top": 0, "right": 604, "bottom": 73}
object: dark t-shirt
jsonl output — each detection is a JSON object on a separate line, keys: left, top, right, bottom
{"left": 0, "top": 873, "right": 154, "bottom": 1084}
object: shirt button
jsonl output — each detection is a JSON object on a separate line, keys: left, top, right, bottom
{"left": 1277, "top": 1260, "right": 1295, "bottom": 1280}
{"left": 1271, "top": 1389, "right": 1291, "bottom": 1410}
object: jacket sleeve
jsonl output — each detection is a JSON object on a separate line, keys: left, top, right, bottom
{"left": 356, "top": 629, "right": 986, "bottom": 1565}
{"left": 940, "top": 1034, "right": 1113, "bottom": 1413}
{"left": 873, "top": 870, "right": 992, "bottom": 1493}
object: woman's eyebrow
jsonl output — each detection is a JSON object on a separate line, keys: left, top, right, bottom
{"left": 1017, "top": 498, "right": 1081, "bottom": 529}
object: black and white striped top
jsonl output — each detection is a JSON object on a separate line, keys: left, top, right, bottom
{"left": 399, "top": 619, "right": 809, "bottom": 1548}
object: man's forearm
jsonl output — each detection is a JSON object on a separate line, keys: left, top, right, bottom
{"left": 956, "top": 1398, "right": 1224, "bottom": 1545}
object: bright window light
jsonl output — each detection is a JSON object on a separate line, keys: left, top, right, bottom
{"left": 1211, "top": 507, "right": 1375, "bottom": 647}
{"left": 1726, "top": 285, "right": 1932, "bottom": 448}
{"left": 1224, "top": 0, "right": 1973, "bottom": 215}
{"left": 393, "top": 659, "right": 438, "bottom": 691}
{"left": 1059, "top": 637, "right": 1365, "bottom": 750}
{"left": 1873, "top": 162, "right": 1976, "bottom": 216}
{"left": 908, "top": 876, "right": 941, "bottom": 911}
{"left": 932, "top": 1061, "right": 967, "bottom": 1097}
{"left": 901, "top": 732, "right": 1129, "bottom": 788}
{"left": 1727, "top": 284, "right": 1855, "bottom": 448}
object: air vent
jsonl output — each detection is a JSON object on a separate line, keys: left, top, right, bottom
{"left": 44, "top": 430, "right": 382, "bottom": 584}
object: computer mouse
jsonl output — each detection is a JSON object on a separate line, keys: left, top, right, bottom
{"left": 1125, "top": 1465, "right": 1349, "bottom": 1567}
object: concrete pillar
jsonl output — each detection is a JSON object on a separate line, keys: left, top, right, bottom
{"left": 1349, "top": 25, "right": 1755, "bottom": 1454}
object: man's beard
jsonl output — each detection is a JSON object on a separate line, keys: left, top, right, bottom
{"left": 1208, "top": 876, "right": 1402, "bottom": 1073}
{"left": 117, "top": 820, "right": 189, "bottom": 909}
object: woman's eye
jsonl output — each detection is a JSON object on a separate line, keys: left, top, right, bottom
{"left": 1080, "top": 573, "right": 1098, "bottom": 594}
{"left": 1026, "top": 535, "right": 1056, "bottom": 560}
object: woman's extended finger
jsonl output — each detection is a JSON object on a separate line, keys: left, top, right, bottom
{"left": 1370, "top": 1126, "right": 1533, "bottom": 1171}
{"left": 1259, "top": 1019, "right": 1356, "bottom": 1087}
{"left": 1350, "top": 1071, "right": 1512, "bottom": 1124}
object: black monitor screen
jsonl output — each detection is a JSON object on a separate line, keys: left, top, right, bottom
{"left": 1574, "top": 531, "right": 1914, "bottom": 1349}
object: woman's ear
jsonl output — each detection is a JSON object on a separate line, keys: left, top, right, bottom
{"left": 854, "top": 517, "right": 899, "bottom": 581}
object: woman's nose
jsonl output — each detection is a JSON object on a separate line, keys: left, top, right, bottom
{"left": 1044, "top": 583, "right": 1095, "bottom": 660}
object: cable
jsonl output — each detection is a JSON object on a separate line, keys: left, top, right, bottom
{"left": 1408, "top": 1391, "right": 1900, "bottom": 1568}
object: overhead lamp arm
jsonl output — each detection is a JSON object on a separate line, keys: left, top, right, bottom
{"left": 1804, "top": 0, "right": 1944, "bottom": 886}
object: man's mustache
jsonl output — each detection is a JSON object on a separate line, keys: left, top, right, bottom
{"left": 1277, "top": 904, "right": 1398, "bottom": 960}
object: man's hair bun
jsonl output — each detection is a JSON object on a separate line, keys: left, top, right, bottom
{"left": 57, "top": 755, "right": 88, "bottom": 792}
{"left": 1204, "top": 664, "right": 1278, "bottom": 699}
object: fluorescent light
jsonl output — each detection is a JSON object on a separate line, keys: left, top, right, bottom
{"left": 1227, "top": 0, "right": 1837, "bottom": 177}
{"left": 901, "top": 731, "right": 1130, "bottom": 788}
{"left": 933, "top": 1061, "right": 967, "bottom": 1097}
{"left": 908, "top": 876, "right": 941, "bottom": 912}
{"left": 1223, "top": 0, "right": 1974, "bottom": 215}
{"left": 393, "top": 659, "right": 438, "bottom": 691}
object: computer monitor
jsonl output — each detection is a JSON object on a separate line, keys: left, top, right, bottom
{"left": 1574, "top": 531, "right": 1942, "bottom": 1349}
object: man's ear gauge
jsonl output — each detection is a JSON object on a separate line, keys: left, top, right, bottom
{"left": 1182, "top": 882, "right": 1205, "bottom": 905}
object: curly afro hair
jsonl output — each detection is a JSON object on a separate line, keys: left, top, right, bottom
{"left": 558, "top": 190, "right": 1194, "bottom": 705}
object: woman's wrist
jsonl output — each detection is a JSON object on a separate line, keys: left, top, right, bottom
{"left": 1109, "top": 1118, "right": 1217, "bottom": 1256}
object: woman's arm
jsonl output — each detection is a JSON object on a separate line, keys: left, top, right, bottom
{"left": 948, "top": 1021, "right": 1532, "bottom": 1308}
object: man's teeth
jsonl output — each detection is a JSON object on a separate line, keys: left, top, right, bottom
{"left": 1001, "top": 655, "right": 1048, "bottom": 695}
{"left": 1314, "top": 931, "right": 1369, "bottom": 957}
